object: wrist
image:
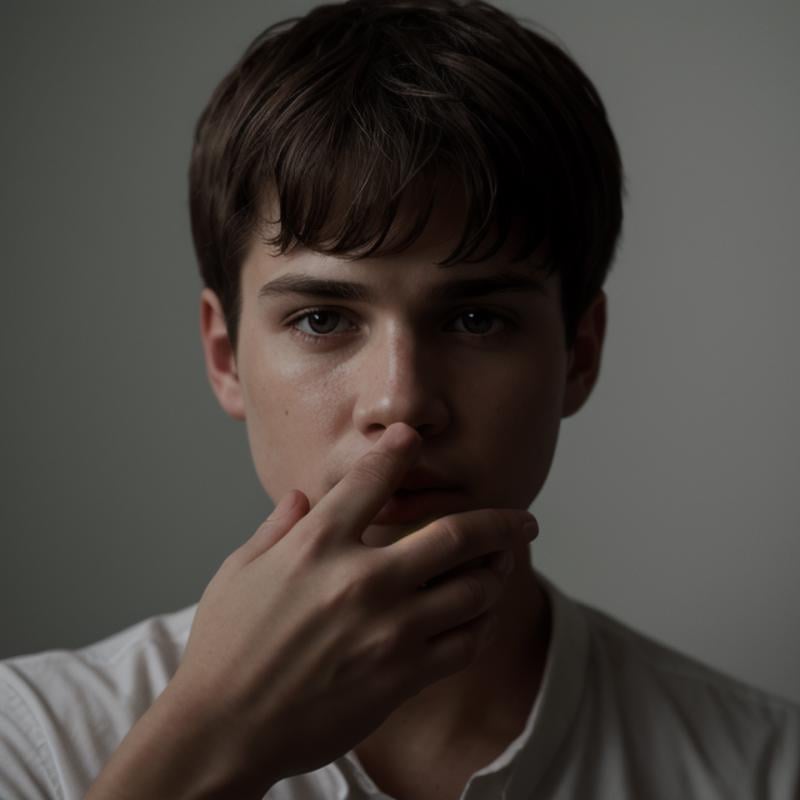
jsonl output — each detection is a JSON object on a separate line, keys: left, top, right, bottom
{"left": 86, "top": 674, "right": 278, "bottom": 800}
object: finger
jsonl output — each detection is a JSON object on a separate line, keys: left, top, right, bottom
{"left": 404, "top": 559, "right": 509, "bottom": 640}
{"left": 387, "top": 507, "right": 536, "bottom": 590}
{"left": 424, "top": 547, "right": 517, "bottom": 589}
{"left": 240, "top": 489, "right": 311, "bottom": 564}
{"left": 424, "top": 608, "right": 498, "bottom": 681}
{"left": 309, "top": 422, "right": 423, "bottom": 545}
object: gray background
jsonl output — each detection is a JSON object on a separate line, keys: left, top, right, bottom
{"left": 2, "top": 1, "right": 798, "bottom": 705}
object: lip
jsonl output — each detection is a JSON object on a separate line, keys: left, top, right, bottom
{"left": 371, "top": 488, "right": 464, "bottom": 526}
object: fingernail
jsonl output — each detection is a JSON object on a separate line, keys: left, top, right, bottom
{"left": 383, "top": 424, "right": 420, "bottom": 450}
{"left": 381, "top": 425, "right": 402, "bottom": 447}
{"left": 273, "top": 491, "right": 296, "bottom": 516}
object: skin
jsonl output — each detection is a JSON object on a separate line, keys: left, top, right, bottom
{"left": 199, "top": 185, "right": 607, "bottom": 788}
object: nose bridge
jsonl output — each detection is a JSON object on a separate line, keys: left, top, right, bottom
{"left": 353, "top": 315, "right": 448, "bottom": 435}
{"left": 381, "top": 316, "right": 422, "bottom": 386}
{"left": 370, "top": 316, "right": 428, "bottom": 400}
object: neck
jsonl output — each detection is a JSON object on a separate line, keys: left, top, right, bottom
{"left": 356, "top": 546, "right": 551, "bottom": 761}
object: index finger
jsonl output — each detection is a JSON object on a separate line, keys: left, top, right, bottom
{"left": 310, "top": 422, "right": 423, "bottom": 544}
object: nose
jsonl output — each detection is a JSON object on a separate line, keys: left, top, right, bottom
{"left": 352, "top": 319, "right": 450, "bottom": 439}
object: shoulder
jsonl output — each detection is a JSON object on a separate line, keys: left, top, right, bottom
{"left": 580, "top": 598, "right": 799, "bottom": 719}
{"left": 576, "top": 596, "right": 800, "bottom": 794}
{"left": 1, "top": 604, "right": 196, "bottom": 721}
{"left": 0, "top": 605, "right": 196, "bottom": 798}
{"left": 533, "top": 574, "right": 800, "bottom": 798}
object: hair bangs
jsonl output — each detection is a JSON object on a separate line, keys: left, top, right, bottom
{"left": 189, "top": 0, "right": 623, "bottom": 353}
{"left": 247, "top": 13, "right": 555, "bottom": 272}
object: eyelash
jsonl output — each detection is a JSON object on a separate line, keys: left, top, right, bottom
{"left": 285, "top": 306, "right": 514, "bottom": 345}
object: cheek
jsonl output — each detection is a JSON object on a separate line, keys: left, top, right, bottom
{"left": 488, "top": 383, "right": 563, "bottom": 462}
{"left": 470, "top": 356, "right": 566, "bottom": 504}
{"left": 240, "top": 357, "right": 343, "bottom": 501}
{"left": 472, "top": 345, "right": 566, "bottom": 426}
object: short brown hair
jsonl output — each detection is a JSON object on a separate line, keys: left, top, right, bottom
{"left": 189, "top": 0, "right": 624, "bottom": 354}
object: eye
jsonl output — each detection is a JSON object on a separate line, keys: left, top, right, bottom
{"left": 285, "top": 306, "right": 512, "bottom": 345}
{"left": 448, "top": 309, "right": 507, "bottom": 336}
{"left": 290, "top": 309, "right": 354, "bottom": 339}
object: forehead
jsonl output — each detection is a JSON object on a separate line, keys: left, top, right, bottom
{"left": 243, "top": 173, "right": 556, "bottom": 300}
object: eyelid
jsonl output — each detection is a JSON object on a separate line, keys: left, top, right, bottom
{"left": 287, "top": 306, "right": 357, "bottom": 336}
{"left": 285, "top": 304, "right": 516, "bottom": 342}
{"left": 284, "top": 303, "right": 515, "bottom": 323}
{"left": 284, "top": 305, "right": 357, "bottom": 330}
{"left": 284, "top": 305, "right": 352, "bottom": 323}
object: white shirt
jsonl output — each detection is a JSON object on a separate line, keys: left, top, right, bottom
{"left": 1, "top": 571, "right": 798, "bottom": 799}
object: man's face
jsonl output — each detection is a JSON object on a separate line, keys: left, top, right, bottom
{"left": 201, "top": 191, "right": 604, "bottom": 545}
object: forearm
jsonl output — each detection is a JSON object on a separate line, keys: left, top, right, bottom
{"left": 85, "top": 679, "right": 277, "bottom": 800}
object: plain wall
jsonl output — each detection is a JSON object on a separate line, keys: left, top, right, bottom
{"left": 1, "top": 1, "right": 798, "bottom": 704}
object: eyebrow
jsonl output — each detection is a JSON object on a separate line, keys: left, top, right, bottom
{"left": 257, "top": 270, "right": 548, "bottom": 303}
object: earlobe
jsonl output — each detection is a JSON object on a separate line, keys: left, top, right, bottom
{"left": 561, "top": 290, "right": 607, "bottom": 419}
{"left": 199, "top": 288, "right": 246, "bottom": 421}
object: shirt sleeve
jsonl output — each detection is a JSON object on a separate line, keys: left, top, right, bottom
{"left": 765, "top": 699, "right": 800, "bottom": 800}
{"left": 0, "top": 667, "right": 63, "bottom": 800}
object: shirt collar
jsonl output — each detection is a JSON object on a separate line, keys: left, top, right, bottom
{"left": 331, "top": 570, "right": 589, "bottom": 799}
{"left": 501, "top": 570, "right": 590, "bottom": 799}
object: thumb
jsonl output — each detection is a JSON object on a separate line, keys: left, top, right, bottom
{"left": 240, "top": 489, "right": 310, "bottom": 563}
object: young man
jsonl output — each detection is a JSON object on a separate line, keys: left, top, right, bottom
{"left": 1, "top": 1, "right": 799, "bottom": 798}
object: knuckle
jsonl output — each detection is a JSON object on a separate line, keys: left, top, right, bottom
{"left": 220, "top": 549, "right": 245, "bottom": 574}
{"left": 327, "top": 561, "right": 374, "bottom": 608}
{"left": 297, "top": 517, "right": 340, "bottom": 560}
{"left": 364, "top": 553, "right": 395, "bottom": 595}
{"left": 494, "top": 511, "right": 516, "bottom": 547}
{"left": 313, "top": 512, "right": 342, "bottom": 540}
{"left": 291, "top": 535, "right": 324, "bottom": 570}
{"left": 392, "top": 612, "right": 417, "bottom": 645}
{"left": 363, "top": 625, "right": 403, "bottom": 665}
{"left": 437, "top": 521, "right": 466, "bottom": 559}
{"left": 460, "top": 574, "right": 489, "bottom": 611}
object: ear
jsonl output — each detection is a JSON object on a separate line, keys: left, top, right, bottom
{"left": 561, "top": 289, "right": 607, "bottom": 419}
{"left": 199, "top": 288, "right": 246, "bottom": 421}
